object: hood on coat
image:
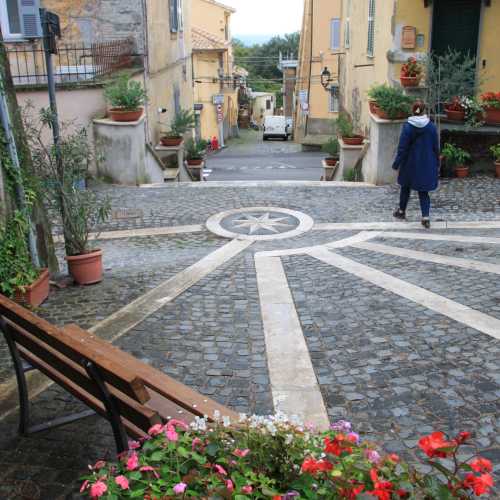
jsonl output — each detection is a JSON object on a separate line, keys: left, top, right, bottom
{"left": 408, "top": 115, "right": 430, "bottom": 128}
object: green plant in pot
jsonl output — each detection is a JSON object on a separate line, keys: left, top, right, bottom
{"left": 322, "top": 137, "right": 339, "bottom": 166}
{"left": 185, "top": 138, "right": 208, "bottom": 166}
{"left": 335, "top": 112, "right": 363, "bottom": 146}
{"left": 441, "top": 143, "right": 471, "bottom": 179}
{"left": 27, "top": 112, "right": 111, "bottom": 285}
{"left": 104, "top": 75, "right": 147, "bottom": 122}
{"left": 368, "top": 84, "right": 412, "bottom": 120}
{"left": 490, "top": 144, "right": 500, "bottom": 178}
{"left": 161, "top": 109, "right": 196, "bottom": 147}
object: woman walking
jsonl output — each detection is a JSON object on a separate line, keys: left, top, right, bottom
{"left": 392, "top": 102, "right": 439, "bottom": 228}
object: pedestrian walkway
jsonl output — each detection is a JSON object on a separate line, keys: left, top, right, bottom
{"left": 0, "top": 177, "right": 499, "bottom": 498}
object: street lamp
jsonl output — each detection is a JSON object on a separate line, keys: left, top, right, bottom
{"left": 321, "top": 67, "right": 332, "bottom": 90}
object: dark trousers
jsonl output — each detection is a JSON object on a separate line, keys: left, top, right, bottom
{"left": 399, "top": 186, "right": 430, "bottom": 218}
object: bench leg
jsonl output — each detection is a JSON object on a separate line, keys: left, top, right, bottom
{"left": 1, "top": 319, "right": 31, "bottom": 435}
{"left": 83, "top": 360, "right": 129, "bottom": 454}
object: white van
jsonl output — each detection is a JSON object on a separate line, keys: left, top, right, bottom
{"left": 263, "top": 116, "right": 289, "bottom": 141}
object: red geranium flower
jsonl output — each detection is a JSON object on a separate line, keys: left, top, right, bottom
{"left": 367, "top": 469, "right": 395, "bottom": 500}
{"left": 418, "top": 432, "right": 456, "bottom": 458}
{"left": 463, "top": 473, "right": 494, "bottom": 496}
{"left": 470, "top": 457, "right": 493, "bottom": 473}
{"left": 301, "top": 457, "right": 333, "bottom": 475}
{"left": 324, "top": 434, "right": 353, "bottom": 456}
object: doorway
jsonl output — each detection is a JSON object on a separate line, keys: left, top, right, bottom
{"left": 431, "top": 0, "right": 481, "bottom": 59}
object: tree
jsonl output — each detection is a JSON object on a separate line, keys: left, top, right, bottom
{"left": 0, "top": 28, "right": 58, "bottom": 271}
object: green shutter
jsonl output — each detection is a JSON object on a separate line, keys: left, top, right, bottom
{"left": 20, "top": 0, "right": 41, "bottom": 38}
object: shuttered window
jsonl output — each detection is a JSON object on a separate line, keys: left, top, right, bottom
{"left": 344, "top": 0, "right": 351, "bottom": 48}
{"left": 330, "top": 18, "right": 341, "bottom": 50}
{"left": 367, "top": 0, "right": 376, "bottom": 57}
{"left": 1, "top": 0, "right": 41, "bottom": 38}
{"left": 169, "top": 0, "right": 183, "bottom": 33}
{"left": 329, "top": 85, "right": 340, "bottom": 113}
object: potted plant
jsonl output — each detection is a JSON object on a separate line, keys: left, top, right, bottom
{"left": 368, "top": 84, "right": 413, "bottom": 120}
{"left": 444, "top": 96, "right": 466, "bottom": 122}
{"left": 490, "top": 144, "right": 500, "bottom": 178}
{"left": 322, "top": 137, "right": 339, "bottom": 166}
{"left": 335, "top": 113, "right": 364, "bottom": 146}
{"left": 104, "top": 75, "right": 147, "bottom": 122}
{"left": 400, "top": 57, "right": 422, "bottom": 88}
{"left": 185, "top": 138, "right": 208, "bottom": 166}
{"left": 0, "top": 214, "right": 49, "bottom": 307}
{"left": 441, "top": 143, "right": 471, "bottom": 178}
{"left": 481, "top": 92, "right": 500, "bottom": 125}
{"left": 160, "top": 109, "right": 196, "bottom": 147}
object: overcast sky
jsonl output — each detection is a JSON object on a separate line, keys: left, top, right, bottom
{"left": 222, "top": 0, "right": 303, "bottom": 36}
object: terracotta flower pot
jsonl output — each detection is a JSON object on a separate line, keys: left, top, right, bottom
{"left": 66, "top": 249, "right": 103, "bottom": 285}
{"left": 187, "top": 158, "right": 203, "bottom": 166}
{"left": 342, "top": 135, "right": 364, "bottom": 146}
{"left": 495, "top": 161, "right": 500, "bottom": 178}
{"left": 483, "top": 107, "right": 500, "bottom": 125}
{"left": 369, "top": 100, "right": 378, "bottom": 115}
{"left": 14, "top": 269, "right": 50, "bottom": 307}
{"left": 444, "top": 108, "right": 465, "bottom": 122}
{"left": 324, "top": 157, "right": 338, "bottom": 166}
{"left": 108, "top": 107, "right": 143, "bottom": 122}
{"left": 160, "top": 136, "right": 183, "bottom": 147}
{"left": 400, "top": 76, "right": 419, "bottom": 88}
{"left": 454, "top": 165, "right": 469, "bottom": 178}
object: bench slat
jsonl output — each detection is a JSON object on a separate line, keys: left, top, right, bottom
{"left": 63, "top": 324, "right": 239, "bottom": 421}
{"left": 17, "top": 345, "right": 161, "bottom": 432}
{"left": 0, "top": 297, "right": 150, "bottom": 404}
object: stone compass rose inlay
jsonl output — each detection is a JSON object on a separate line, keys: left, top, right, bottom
{"left": 206, "top": 207, "right": 315, "bottom": 241}
{"left": 232, "top": 213, "right": 294, "bottom": 235}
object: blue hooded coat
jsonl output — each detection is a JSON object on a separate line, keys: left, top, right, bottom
{"left": 392, "top": 115, "right": 440, "bottom": 192}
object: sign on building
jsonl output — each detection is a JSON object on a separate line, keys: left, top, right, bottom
{"left": 212, "top": 94, "right": 224, "bottom": 105}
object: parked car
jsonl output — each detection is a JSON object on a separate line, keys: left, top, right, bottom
{"left": 263, "top": 116, "right": 289, "bottom": 141}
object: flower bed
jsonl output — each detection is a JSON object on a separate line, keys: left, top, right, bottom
{"left": 80, "top": 414, "right": 495, "bottom": 499}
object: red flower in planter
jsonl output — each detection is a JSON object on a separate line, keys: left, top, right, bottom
{"left": 418, "top": 432, "right": 456, "bottom": 458}
{"left": 301, "top": 457, "right": 333, "bottom": 474}
{"left": 367, "top": 469, "right": 397, "bottom": 500}
{"left": 324, "top": 434, "right": 353, "bottom": 456}
{"left": 401, "top": 57, "right": 422, "bottom": 78}
{"left": 446, "top": 96, "right": 465, "bottom": 112}
{"left": 470, "top": 457, "right": 493, "bottom": 473}
{"left": 463, "top": 473, "right": 494, "bottom": 496}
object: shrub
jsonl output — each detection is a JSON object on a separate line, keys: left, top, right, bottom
{"left": 80, "top": 414, "right": 495, "bottom": 499}
{"left": 368, "top": 84, "right": 413, "bottom": 119}
{"left": 442, "top": 143, "right": 471, "bottom": 167}
{"left": 164, "top": 110, "right": 196, "bottom": 138}
{"left": 334, "top": 113, "right": 355, "bottom": 138}
{"left": 185, "top": 138, "right": 208, "bottom": 161}
{"left": 400, "top": 57, "right": 422, "bottom": 78}
{"left": 322, "top": 137, "right": 339, "bottom": 158}
{"left": 490, "top": 144, "right": 500, "bottom": 162}
{"left": 104, "top": 75, "right": 147, "bottom": 111}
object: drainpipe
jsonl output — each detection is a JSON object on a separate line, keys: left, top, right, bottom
{"left": 305, "top": 0, "right": 314, "bottom": 137}
{"left": 141, "top": 0, "right": 152, "bottom": 144}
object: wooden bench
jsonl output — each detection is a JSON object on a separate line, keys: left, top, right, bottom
{"left": 0, "top": 295, "right": 237, "bottom": 453}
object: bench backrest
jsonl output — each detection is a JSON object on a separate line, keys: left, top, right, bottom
{"left": 0, "top": 295, "right": 161, "bottom": 435}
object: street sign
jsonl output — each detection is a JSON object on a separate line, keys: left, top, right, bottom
{"left": 213, "top": 94, "right": 224, "bottom": 105}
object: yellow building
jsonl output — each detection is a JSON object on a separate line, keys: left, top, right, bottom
{"left": 191, "top": 0, "right": 239, "bottom": 144}
{"left": 294, "top": 0, "right": 343, "bottom": 147}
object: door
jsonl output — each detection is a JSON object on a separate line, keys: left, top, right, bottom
{"left": 431, "top": 0, "right": 481, "bottom": 58}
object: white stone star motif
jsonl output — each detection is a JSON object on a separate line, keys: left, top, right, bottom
{"left": 231, "top": 213, "right": 294, "bottom": 234}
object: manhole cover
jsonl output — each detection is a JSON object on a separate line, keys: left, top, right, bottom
{"left": 206, "top": 207, "right": 314, "bottom": 241}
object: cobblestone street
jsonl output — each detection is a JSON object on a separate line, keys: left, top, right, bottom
{"left": 0, "top": 177, "right": 499, "bottom": 498}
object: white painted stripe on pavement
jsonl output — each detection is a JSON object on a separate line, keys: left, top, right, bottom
{"left": 379, "top": 231, "right": 500, "bottom": 245}
{"left": 53, "top": 224, "right": 205, "bottom": 243}
{"left": 255, "top": 255, "right": 329, "bottom": 429}
{"left": 313, "top": 222, "right": 447, "bottom": 231}
{"left": 353, "top": 241, "right": 500, "bottom": 275}
{"left": 308, "top": 247, "right": 500, "bottom": 341}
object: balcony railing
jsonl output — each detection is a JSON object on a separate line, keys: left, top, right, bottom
{"left": 6, "top": 37, "right": 137, "bottom": 87}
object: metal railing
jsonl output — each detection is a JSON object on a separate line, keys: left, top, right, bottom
{"left": 6, "top": 37, "right": 136, "bottom": 86}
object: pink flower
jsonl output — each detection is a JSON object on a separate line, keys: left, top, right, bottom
{"left": 80, "top": 480, "right": 89, "bottom": 493}
{"left": 90, "top": 481, "right": 107, "bottom": 497}
{"left": 126, "top": 452, "right": 139, "bottom": 471}
{"left": 128, "top": 440, "right": 141, "bottom": 449}
{"left": 165, "top": 426, "right": 179, "bottom": 442}
{"left": 226, "top": 479, "right": 234, "bottom": 492}
{"left": 148, "top": 423, "right": 164, "bottom": 436}
{"left": 192, "top": 437, "right": 202, "bottom": 450}
{"left": 233, "top": 448, "right": 250, "bottom": 458}
{"left": 167, "top": 419, "right": 189, "bottom": 431}
{"left": 173, "top": 482, "right": 187, "bottom": 494}
{"left": 115, "top": 475, "right": 129, "bottom": 490}
{"left": 140, "top": 466, "right": 160, "bottom": 478}
{"left": 242, "top": 485, "right": 253, "bottom": 493}
{"left": 92, "top": 460, "right": 106, "bottom": 470}
{"left": 214, "top": 464, "right": 227, "bottom": 475}
{"left": 347, "top": 432, "right": 360, "bottom": 444}
{"left": 365, "top": 449, "right": 381, "bottom": 464}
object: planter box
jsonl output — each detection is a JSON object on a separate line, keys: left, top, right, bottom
{"left": 335, "top": 139, "right": 366, "bottom": 181}
{"left": 14, "top": 269, "right": 50, "bottom": 307}
{"left": 484, "top": 107, "right": 500, "bottom": 125}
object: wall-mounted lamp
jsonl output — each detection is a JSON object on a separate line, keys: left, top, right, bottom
{"left": 321, "top": 67, "right": 332, "bottom": 90}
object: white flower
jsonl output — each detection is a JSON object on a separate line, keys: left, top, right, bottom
{"left": 222, "top": 416, "right": 231, "bottom": 428}
{"left": 285, "top": 434, "right": 294, "bottom": 445}
{"left": 213, "top": 410, "right": 221, "bottom": 421}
